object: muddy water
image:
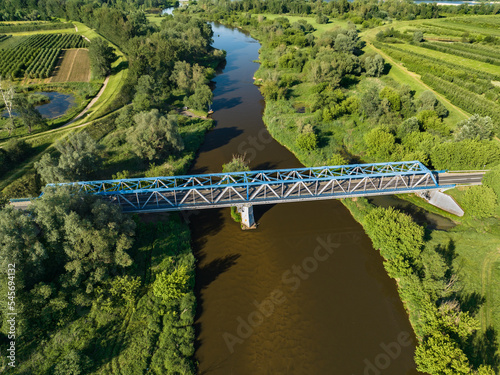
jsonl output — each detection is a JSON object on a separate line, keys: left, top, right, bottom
{"left": 189, "top": 23, "right": 421, "bottom": 375}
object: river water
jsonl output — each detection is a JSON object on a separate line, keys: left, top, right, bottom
{"left": 189, "top": 23, "right": 422, "bottom": 374}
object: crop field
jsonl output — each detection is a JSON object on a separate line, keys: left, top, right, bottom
{"left": 51, "top": 48, "right": 91, "bottom": 82}
{"left": 367, "top": 15, "right": 500, "bottom": 128}
{"left": 0, "top": 34, "right": 89, "bottom": 79}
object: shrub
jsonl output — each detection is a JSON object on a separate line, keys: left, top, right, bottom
{"left": 461, "top": 185, "right": 497, "bottom": 219}
{"left": 296, "top": 132, "right": 318, "bottom": 151}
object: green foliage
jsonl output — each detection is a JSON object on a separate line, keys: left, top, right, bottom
{"left": 0, "top": 206, "right": 47, "bottom": 286}
{"left": 413, "top": 30, "right": 424, "bottom": 43}
{"left": 414, "top": 332, "right": 471, "bottom": 375}
{"left": 3, "top": 172, "right": 41, "bottom": 198}
{"left": 364, "top": 207, "right": 424, "bottom": 276}
{"left": 0, "top": 192, "right": 8, "bottom": 208}
{"left": 133, "top": 74, "right": 158, "bottom": 112}
{"left": 13, "top": 94, "right": 46, "bottom": 134}
{"left": 364, "top": 128, "right": 395, "bottom": 160}
{"left": 327, "top": 153, "right": 348, "bottom": 166}
{"left": 54, "top": 350, "right": 92, "bottom": 375}
{"left": 31, "top": 187, "right": 135, "bottom": 294}
{"left": 230, "top": 206, "right": 242, "bottom": 222}
{"left": 483, "top": 165, "right": 500, "bottom": 199}
{"left": 127, "top": 109, "right": 184, "bottom": 161}
{"left": 296, "top": 131, "right": 318, "bottom": 152}
{"left": 364, "top": 53, "right": 385, "bottom": 77}
{"left": 430, "top": 140, "right": 500, "bottom": 170}
{"left": 397, "top": 117, "right": 420, "bottom": 139}
{"left": 461, "top": 185, "right": 497, "bottom": 219}
{"left": 454, "top": 115, "right": 493, "bottom": 141}
{"left": 88, "top": 38, "right": 116, "bottom": 79}
{"left": 184, "top": 84, "right": 213, "bottom": 111}
{"left": 380, "top": 86, "right": 401, "bottom": 112}
{"left": 96, "top": 275, "right": 141, "bottom": 312}
{"left": 222, "top": 154, "right": 250, "bottom": 173}
{"left": 153, "top": 265, "right": 191, "bottom": 305}
{"left": 35, "top": 131, "right": 103, "bottom": 183}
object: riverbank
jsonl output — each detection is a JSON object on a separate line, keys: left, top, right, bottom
{"left": 191, "top": 11, "right": 500, "bottom": 374}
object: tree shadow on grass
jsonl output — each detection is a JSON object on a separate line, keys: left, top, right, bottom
{"left": 111, "top": 60, "right": 128, "bottom": 75}
{"left": 465, "top": 326, "right": 500, "bottom": 372}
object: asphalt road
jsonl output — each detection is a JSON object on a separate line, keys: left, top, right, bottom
{"left": 437, "top": 172, "right": 486, "bottom": 186}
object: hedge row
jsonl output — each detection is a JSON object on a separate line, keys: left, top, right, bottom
{"left": 421, "top": 42, "right": 500, "bottom": 66}
{"left": 422, "top": 73, "right": 500, "bottom": 125}
{"left": 0, "top": 22, "right": 74, "bottom": 33}
{"left": 19, "top": 33, "right": 88, "bottom": 49}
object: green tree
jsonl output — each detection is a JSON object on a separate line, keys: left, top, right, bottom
{"left": 31, "top": 187, "right": 135, "bottom": 294}
{"left": 0, "top": 206, "right": 47, "bottom": 286}
{"left": 413, "top": 30, "right": 424, "bottom": 43}
{"left": 153, "top": 265, "right": 191, "bottom": 304}
{"left": 296, "top": 125, "right": 318, "bottom": 152}
{"left": 35, "top": 132, "right": 102, "bottom": 183}
{"left": 184, "top": 85, "right": 213, "bottom": 112}
{"left": 133, "top": 74, "right": 158, "bottom": 112}
{"left": 88, "top": 38, "right": 116, "bottom": 79}
{"left": 483, "top": 165, "right": 500, "bottom": 199}
{"left": 414, "top": 332, "right": 471, "bottom": 375}
{"left": 127, "top": 109, "right": 184, "bottom": 161}
{"left": 454, "top": 115, "right": 493, "bottom": 141}
{"left": 397, "top": 117, "right": 420, "bottom": 139}
{"left": 13, "top": 95, "right": 45, "bottom": 134}
{"left": 0, "top": 193, "right": 8, "bottom": 208}
{"left": 222, "top": 154, "right": 250, "bottom": 173}
{"left": 54, "top": 350, "right": 92, "bottom": 375}
{"left": 327, "top": 153, "right": 348, "bottom": 166}
{"left": 364, "top": 207, "right": 424, "bottom": 277}
{"left": 365, "top": 54, "right": 385, "bottom": 77}
{"left": 4, "top": 138, "right": 31, "bottom": 163}
{"left": 462, "top": 185, "right": 497, "bottom": 219}
{"left": 364, "top": 128, "right": 395, "bottom": 160}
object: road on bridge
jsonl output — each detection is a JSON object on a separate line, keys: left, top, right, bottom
{"left": 437, "top": 172, "right": 486, "bottom": 186}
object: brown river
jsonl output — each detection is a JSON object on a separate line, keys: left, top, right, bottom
{"left": 189, "top": 23, "right": 422, "bottom": 375}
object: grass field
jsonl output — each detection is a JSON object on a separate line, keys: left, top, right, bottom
{"left": 51, "top": 49, "right": 91, "bottom": 82}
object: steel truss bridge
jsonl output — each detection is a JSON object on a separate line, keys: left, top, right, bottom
{"left": 47, "top": 161, "right": 453, "bottom": 228}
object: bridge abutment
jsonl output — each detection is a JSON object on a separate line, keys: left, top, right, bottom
{"left": 419, "top": 190, "right": 464, "bottom": 217}
{"left": 238, "top": 204, "right": 256, "bottom": 230}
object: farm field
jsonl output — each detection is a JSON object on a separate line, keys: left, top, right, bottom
{"left": 0, "top": 33, "right": 88, "bottom": 79}
{"left": 364, "top": 15, "right": 500, "bottom": 128}
{"left": 51, "top": 48, "right": 91, "bottom": 82}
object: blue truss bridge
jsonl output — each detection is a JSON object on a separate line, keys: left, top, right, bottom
{"left": 46, "top": 161, "right": 461, "bottom": 228}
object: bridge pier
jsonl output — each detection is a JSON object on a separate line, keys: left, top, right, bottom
{"left": 237, "top": 204, "right": 256, "bottom": 230}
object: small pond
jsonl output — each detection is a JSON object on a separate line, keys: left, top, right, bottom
{"left": 34, "top": 91, "right": 76, "bottom": 119}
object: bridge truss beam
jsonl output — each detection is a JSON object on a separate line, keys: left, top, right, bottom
{"left": 46, "top": 161, "right": 452, "bottom": 216}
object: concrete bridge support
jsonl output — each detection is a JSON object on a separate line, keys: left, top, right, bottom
{"left": 419, "top": 190, "right": 464, "bottom": 217}
{"left": 238, "top": 204, "right": 256, "bottom": 230}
